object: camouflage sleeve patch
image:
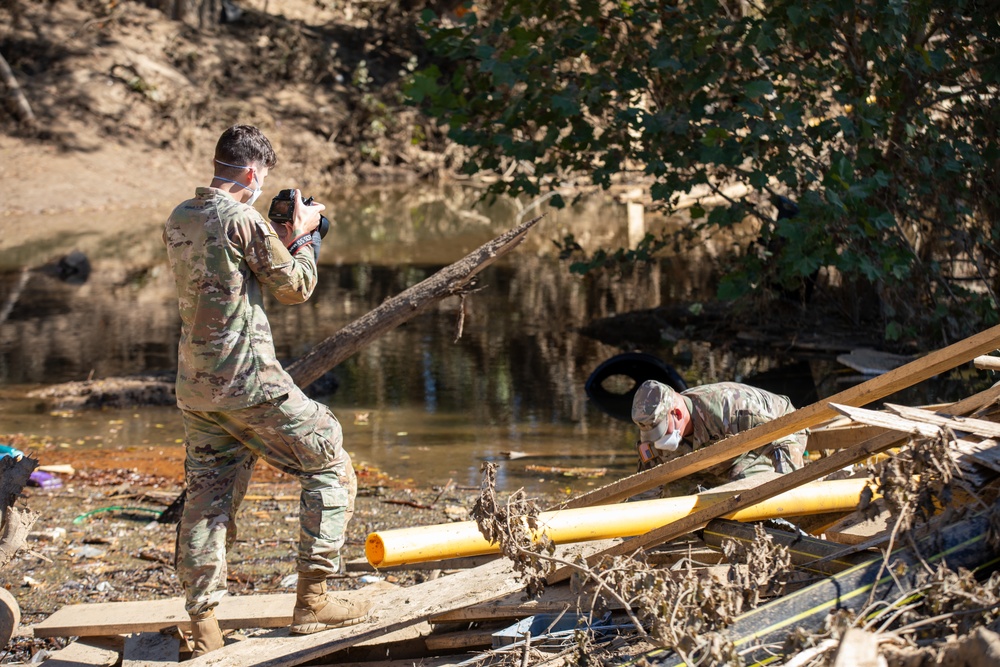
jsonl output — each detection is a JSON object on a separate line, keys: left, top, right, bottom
{"left": 242, "top": 217, "right": 317, "bottom": 304}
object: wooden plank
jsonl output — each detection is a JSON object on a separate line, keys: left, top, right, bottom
{"left": 544, "top": 381, "right": 1000, "bottom": 584}
{"left": 885, "top": 403, "right": 1000, "bottom": 438}
{"left": 182, "top": 540, "right": 613, "bottom": 667}
{"left": 37, "top": 638, "right": 121, "bottom": 667}
{"left": 828, "top": 404, "right": 943, "bottom": 438}
{"left": 953, "top": 438, "right": 1000, "bottom": 474}
{"left": 122, "top": 632, "right": 180, "bottom": 667}
{"left": 424, "top": 627, "right": 498, "bottom": 651}
{"left": 806, "top": 423, "right": 889, "bottom": 451}
{"left": 33, "top": 593, "right": 296, "bottom": 637}
{"left": 429, "top": 583, "right": 589, "bottom": 624}
{"left": 554, "top": 324, "right": 1000, "bottom": 511}
{"left": 345, "top": 555, "right": 497, "bottom": 572}
{"left": 823, "top": 499, "right": 893, "bottom": 546}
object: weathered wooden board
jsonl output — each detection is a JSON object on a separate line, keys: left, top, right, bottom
{"left": 123, "top": 632, "right": 180, "bottom": 667}
{"left": 182, "top": 540, "right": 612, "bottom": 667}
{"left": 36, "top": 638, "right": 122, "bottom": 667}
{"left": 33, "top": 593, "right": 296, "bottom": 637}
{"left": 806, "top": 422, "right": 889, "bottom": 451}
{"left": 885, "top": 403, "right": 1000, "bottom": 438}
{"left": 429, "top": 583, "right": 593, "bottom": 624}
{"left": 555, "top": 324, "right": 1000, "bottom": 510}
{"left": 424, "top": 627, "right": 498, "bottom": 651}
{"left": 828, "top": 403, "right": 943, "bottom": 438}
{"left": 953, "top": 438, "right": 1000, "bottom": 474}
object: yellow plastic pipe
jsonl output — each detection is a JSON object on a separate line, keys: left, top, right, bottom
{"left": 366, "top": 478, "right": 877, "bottom": 568}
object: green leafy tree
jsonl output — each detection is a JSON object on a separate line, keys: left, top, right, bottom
{"left": 406, "top": 0, "right": 1000, "bottom": 343}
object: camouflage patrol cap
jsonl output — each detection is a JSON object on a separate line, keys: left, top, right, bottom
{"left": 631, "top": 380, "right": 676, "bottom": 443}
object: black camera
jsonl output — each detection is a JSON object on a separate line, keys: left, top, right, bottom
{"left": 268, "top": 189, "right": 330, "bottom": 238}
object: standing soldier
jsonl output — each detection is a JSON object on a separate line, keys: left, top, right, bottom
{"left": 163, "top": 125, "right": 369, "bottom": 657}
{"left": 631, "top": 380, "right": 806, "bottom": 490}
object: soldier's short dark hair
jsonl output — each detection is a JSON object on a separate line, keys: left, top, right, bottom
{"left": 214, "top": 125, "right": 277, "bottom": 172}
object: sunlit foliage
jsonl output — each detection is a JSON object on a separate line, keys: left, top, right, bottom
{"left": 407, "top": 0, "right": 1000, "bottom": 343}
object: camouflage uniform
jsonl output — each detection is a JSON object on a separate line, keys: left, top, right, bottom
{"left": 632, "top": 380, "right": 806, "bottom": 483}
{"left": 164, "top": 187, "right": 355, "bottom": 616}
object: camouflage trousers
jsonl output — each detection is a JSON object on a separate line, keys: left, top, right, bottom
{"left": 175, "top": 387, "right": 357, "bottom": 616}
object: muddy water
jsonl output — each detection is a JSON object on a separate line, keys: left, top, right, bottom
{"left": 0, "top": 186, "right": 980, "bottom": 494}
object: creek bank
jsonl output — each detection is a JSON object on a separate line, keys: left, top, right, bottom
{"left": 0, "top": 429, "right": 529, "bottom": 664}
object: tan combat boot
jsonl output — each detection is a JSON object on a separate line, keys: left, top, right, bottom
{"left": 290, "top": 573, "right": 371, "bottom": 635}
{"left": 189, "top": 609, "right": 224, "bottom": 657}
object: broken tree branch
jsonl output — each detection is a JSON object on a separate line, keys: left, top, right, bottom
{"left": 0, "top": 506, "right": 39, "bottom": 570}
{"left": 287, "top": 215, "right": 543, "bottom": 389}
{"left": 0, "top": 49, "right": 36, "bottom": 126}
{"left": 1, "top": 455, "right": 39, "bottom": 571}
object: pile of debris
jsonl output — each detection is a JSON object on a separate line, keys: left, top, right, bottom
{"left": 6, "top": 327, "right": 1000, "bottom": 666}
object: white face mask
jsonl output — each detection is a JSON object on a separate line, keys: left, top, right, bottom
{"left": 215, "top": 159, "right": 263, "bottom": 205}
{"left": 245, "top": 174, "right": 263, "bottom": 206}
{"left": 653, "top": 426, "right": 682, "bottom": 452}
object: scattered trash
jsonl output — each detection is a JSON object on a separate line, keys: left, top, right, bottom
{"left": 72, "top": 506, "right": 164, "bottom": 524}
{"left": 70, "top": 545, "right": 106, "bottom": 559}
{"left": 0, "top": 444, "right": 24, "bottom": 460}
{"left": 279, "top": 574, "right": 298, "bottom": 588}
{"left": 94, "top": 581, "right": 114, "bottom": 593}
{"left": 29, "top": 649, "right": 51, "bottom": 663}
{"left": 357, "top": 575, "right": 384, "bottom": 584}
{"left": 28, "top": 527, "right": 67, "bottom": 542}
{"left": 28, "top": 471, "right": 62, "bottom": 489}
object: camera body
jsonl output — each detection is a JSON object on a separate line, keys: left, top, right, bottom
{"left": 268, "top": 189, "right": 330, "bottom": 238}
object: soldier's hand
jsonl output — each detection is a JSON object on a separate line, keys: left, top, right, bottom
{"left": 290, "top": 189, "right": 325, "bottom": 240}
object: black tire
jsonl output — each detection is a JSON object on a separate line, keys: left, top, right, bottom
{"left": 585, "top": 352, "right": 687, "bottom": 422}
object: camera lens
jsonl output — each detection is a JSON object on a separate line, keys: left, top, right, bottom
{"left": 318, "top": 216, "right": 330, "bottom": 238}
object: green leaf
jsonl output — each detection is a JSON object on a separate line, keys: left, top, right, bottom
{"left": 744, "top": 80, "right": 773, "bottom": 100}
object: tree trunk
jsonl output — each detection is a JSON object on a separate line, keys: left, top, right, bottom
{"left": 287, "top": 215, "right": 543, "bottom": 389}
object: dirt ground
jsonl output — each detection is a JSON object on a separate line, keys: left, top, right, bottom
{"left": 2, "top": 428, "right": 506, "bottom": 664}
{"left": 0, "top": 0, "right": 457, "bottom": 247}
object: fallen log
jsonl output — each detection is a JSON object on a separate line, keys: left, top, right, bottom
{"left": 287, "top": 215, "right": 543, "bottom": 389}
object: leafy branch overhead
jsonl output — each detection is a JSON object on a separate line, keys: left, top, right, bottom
{"left": 406, "top": 0, "right": 1000, "bottom": 343}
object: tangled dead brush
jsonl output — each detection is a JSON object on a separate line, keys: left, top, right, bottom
{"left": 782, "top": 429, "right": 1000, "bottom": 666}
{"left": 472, "top": 462, "right": 555, "bottom": 598}
{"left": 472, "top": 463, "right": 799, "bottom": 665}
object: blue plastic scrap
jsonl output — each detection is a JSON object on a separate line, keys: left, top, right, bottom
{"left": 0, "top": 444, "right": 24, "bottom": 460}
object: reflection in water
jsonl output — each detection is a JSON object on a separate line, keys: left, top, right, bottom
{"left": 0, "top": 186, "right": 987, "bottom": 493}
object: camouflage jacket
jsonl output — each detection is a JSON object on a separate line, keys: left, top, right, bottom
{"left": 163, "top": 187, "right": 317, "bottom": 411}
{"left": 647, "top": 382, "right": 804, "bottom": 479}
